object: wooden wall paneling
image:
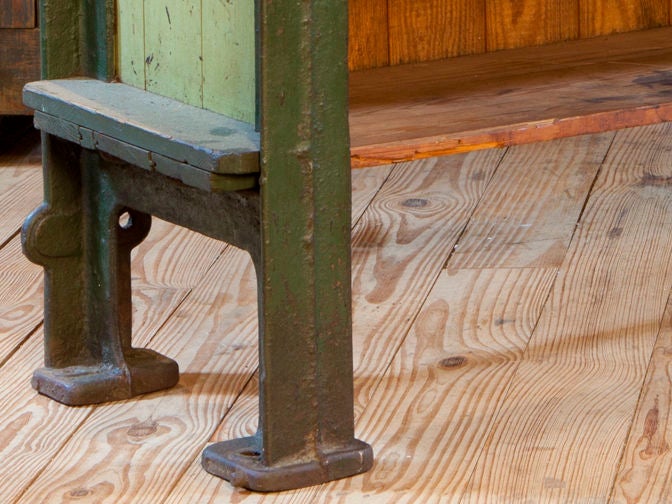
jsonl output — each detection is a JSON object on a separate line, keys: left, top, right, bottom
{"left": 486, "top": 0, "right": 579, "bottom": 51}
{"left": 349, "top": 27, "right": 672, "bottom": 168}
{"left": 0, "top": 0, "right": 36, "bottom": 28}
{"left": 0, "top": 28, "right": 40, "bottom": 114}
{"left": 143, "top": 0, "right": 203, "bottom": 108}
{"left": 348, "top": 0, "right": 389, "bottom": 70}
{"left": 580, "top": 0, "right": 669, "bottom": 38}
{"left": 117, "top": 0, "right": 145, "bottom": 88}
{"left": 388, "top": 0, "right": 486, "bottom": 65}
{"left": 202, "top": 0, "right": 256, "bottom": 124}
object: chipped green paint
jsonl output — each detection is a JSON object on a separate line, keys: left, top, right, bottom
{"left": 117, "top": 0, "right": 256, "bottom": 124}
{"left": 117, "top": 0, "right": 145, "bottom": 88}
{"left": 144, "top": 1, "right": 203, "bottom": 108}
{"left": 40, "top": 0, "right": 114, "bottom": 79}
{"left": 202, "top": 0, "right": 256, "bottom": 124}
{"left": 28, "top": 0, "right": 372, "bottom": 491}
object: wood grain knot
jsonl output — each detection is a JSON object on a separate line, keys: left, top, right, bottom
{"left": 638, "top": 172, "right": 672, "bottom": 187}
{"left": 402, "top": 198, "right": 429, "bottom": 208}
{"left": 439, "top": 356, "right": 467, "bottom": 369}
{"left": 68, "top": 487, "right": 92, "bottom": 498}
{"left": 608, "top": 227, "right": 623, "bottom": 238}
{"left": 494, "top": 318, "right": 515, "bottom": 326}
{"left": 127, "top": 419, "right": 158, "bottom": 438}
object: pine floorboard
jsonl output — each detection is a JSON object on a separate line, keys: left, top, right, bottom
{"left": 3, "top": 123, "right": 672, "bottom": 502}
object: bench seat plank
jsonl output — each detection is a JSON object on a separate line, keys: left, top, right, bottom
{"left": 23, "top": 79, "right": 260, "bottom": 176}
{"left": 32, "top": 111, "right": 258, "bottom": 192}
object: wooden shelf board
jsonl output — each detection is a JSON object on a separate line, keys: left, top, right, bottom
{"left": 349, "top": 27, "right": 672, "bottom": 168}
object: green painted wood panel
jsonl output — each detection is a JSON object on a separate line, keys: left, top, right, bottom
{"left": 116, "top": 0, "right": 256, "bottom": 124}
{"left": 143, "top": 0, "right": 203, "bottom": 108}
{"left": 117, "top": 0, "right": 145, "bottom": 88}
{"left": 202, "top": 0, "right": 256, "bottom": 125}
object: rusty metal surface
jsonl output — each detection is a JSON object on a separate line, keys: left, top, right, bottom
{"left": 23, "top": 0, "right": 373, "bottom": 492}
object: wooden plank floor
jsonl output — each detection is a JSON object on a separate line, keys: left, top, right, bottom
{"left": 349, "top": 27, "right": 672, "bottom": 168}
{"left": 3, "top": 123, "right": 672, "bottom": 502}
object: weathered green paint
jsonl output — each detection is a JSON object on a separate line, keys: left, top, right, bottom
{"left": 39, "top": 0, "right": 114, "bottom": 80}
{"left": 117, "top": 0, "right": 145, "bottom": 88}
{"left": 39, "top": 0, "right": 81, "bottom": 78}
{"left": 32, "top": 111, "right": 259, "bottom": 193}
{"left": 24, "top": 79, "right": 260, "bottom": 175}
{"left": 22, "top": 136, "right": 180, "bottom": 405}
{"left": 202, "top": 0, "right": 372, "bottom": 490}
{"left": 144, "top": 0, "right": 203, "bottom": 108}
{"left": 26, "top": 0, "right": 372, "bottom": 492}
{"left": 22, "top": 136, "right": 260, "bottom": 404}
{"left": 82, "top": 0, "right": 116, "bottom": 79}
{"left": 116, "top": 0, "right": 256, "bottom": 124}
{"left": 202, "top": 0, "right": 256, "bottom": 124}
{"left": 259, "top": 0, "right": 358, "bottom": 462}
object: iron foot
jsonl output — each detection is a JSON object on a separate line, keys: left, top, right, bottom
{"left": 202, "top": 436, "right": 373, "bottom": 492}
{"left": 32, "top": 348, "right": 179, "bottom": 406}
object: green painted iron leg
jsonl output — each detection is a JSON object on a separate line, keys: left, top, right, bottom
{"left": 22, "top": 135, "right": 179, "bottom": 405}
{"left": 23, "top": 0, "right": 372, "bottom": 492}
{"left": 201, "top": 0, "right": 373, "bottom": 491}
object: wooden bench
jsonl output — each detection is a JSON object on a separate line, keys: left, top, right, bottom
{"left": 21, "top": 0, "right": 372, "bottom": 492}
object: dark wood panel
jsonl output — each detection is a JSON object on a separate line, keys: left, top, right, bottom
{"left": 0, "top": 0, "right": 36, "bottom": 28}
{"left": 487, "top": 0, "right": 579, "bottom": 51}
{"left": 348, "top": 0, "right": 389, "bottom": 70}
{"left": 349, "top": 27, "right": 672, "bottom": 167}
{"left": 388, "top": 0, "right": 485, "bottom": 65}
{"left": 580, "top": 0, "right": 669, "bottom": 37}
{"left": 0, "top": 28, "right": 40, "bottom": 114}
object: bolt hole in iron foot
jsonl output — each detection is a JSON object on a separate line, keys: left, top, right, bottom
{"left": 202, "top": 436, "right": 373, "bottom": 492}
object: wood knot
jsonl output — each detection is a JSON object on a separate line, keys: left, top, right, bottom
{"left": 439, "top": 356, "right": 468, "bottom": 369}
{"left": 68, "top": 487, "right": 92, "bottom": 498}
{"left": 402, "top": 198, "right": 429, "bottom": 208}
{"left": 608, "top": 227, "right": 623, "bottom": 238}
{"left": 638, "top": 172, "right": 672, "bottom": 187}
{"left": 127, "top": 419, "right": 158, "bottom": 438}
{"left": 494, "top": 318, "right": 515, "bottom": 326}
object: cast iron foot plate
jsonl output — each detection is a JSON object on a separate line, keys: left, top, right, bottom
{"left": 202, "top": 436, "right": 374, "bottom": 492}
{"left": 32, "top": 348, "right": 179, "bottom": 405}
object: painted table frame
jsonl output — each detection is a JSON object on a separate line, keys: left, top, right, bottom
{"left": 21, "top": 0, "right": 372, "bottom": 492}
